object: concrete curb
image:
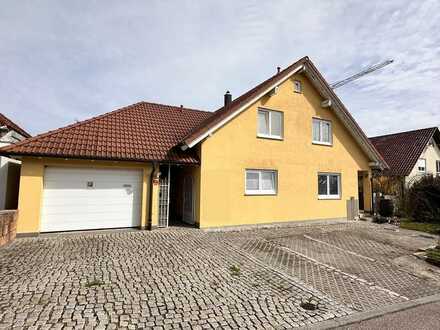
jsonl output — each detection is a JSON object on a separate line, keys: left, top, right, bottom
{"left": 308, "top": 293, "right": 440, "bottom": 329}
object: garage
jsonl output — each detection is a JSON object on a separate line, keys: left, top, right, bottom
{"left": 41, "top": 167, "right": 142, "bottom": 232}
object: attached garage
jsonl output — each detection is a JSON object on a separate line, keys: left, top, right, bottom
{"left": 41, "top": 167, "right": 143, "bottom": 232}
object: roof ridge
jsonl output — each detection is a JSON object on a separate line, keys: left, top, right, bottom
{"left": 0, "top": 102, "right": 143, "bottom": 151}
{"left": 139, "top": 101, "right": 211, "bottom": 114}
{"left": 369, "top": 127, "right": 438, "bottom": 140}
{"left": 1, "top": 101, "right": 212, "bottom": 152}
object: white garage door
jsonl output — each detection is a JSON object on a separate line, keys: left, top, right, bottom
{"left": 41, "top": 167, "right": 142, "bottom": 232}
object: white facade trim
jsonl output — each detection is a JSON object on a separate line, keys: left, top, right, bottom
{"left": 184, "top": 65, "right": 304, "bottom": 148}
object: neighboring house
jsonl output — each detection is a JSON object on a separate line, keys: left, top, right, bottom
{"left": 0, "top": 113, "right": 31, "bottom": 210}
{"left": 370, "top": 127, "right": 440, "bottom": 191}
{"left": 0, "top": 56, "right": 386, "bottom": 235}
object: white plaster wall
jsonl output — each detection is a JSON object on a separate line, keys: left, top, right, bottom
{"left": 0, "top": 130, "right": 24, "bottom": 209}
{"left": 406, "top": 138, "right": 440, "bottom": 184}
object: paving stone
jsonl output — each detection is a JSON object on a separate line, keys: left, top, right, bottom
{"left": 2, "top": 223, "right": 436, "bottom": 328}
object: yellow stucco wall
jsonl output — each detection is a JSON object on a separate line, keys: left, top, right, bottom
{"left": 17, "top": 157, "right": 153, "bottom": 234}
{"left": 198, "top": 72, "right": 372, "bottom": 228}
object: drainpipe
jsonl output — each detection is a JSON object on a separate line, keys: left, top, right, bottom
{"left": 148, "top": 162, "right": 159, "bottom": 230}
{"left": 370, "top": 175, "right": 375, "bottom": 216}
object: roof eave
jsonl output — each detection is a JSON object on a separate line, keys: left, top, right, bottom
{"left": 182, "top": 58, "right": 388, "bottom": 170}
{"left": 0, "top": 151, "right": 201, "bottom": 165}
{"left": 182, "top": 63, "right": 306, "bottom": 149}
{"left": 302, "top": 62, "right": 389, "bottom": 170}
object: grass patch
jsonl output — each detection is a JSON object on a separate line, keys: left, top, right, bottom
{"left": 426, "top": 246, "right": 440, "bottom": 267}
{"left": 229, "top": 265, "right": 241, "bottom": 276}
{"left": 400, "top": 220, "right": 440, "bottom": 235}
{"left": 85, "top": 279, "right": 105, "bottom": 288}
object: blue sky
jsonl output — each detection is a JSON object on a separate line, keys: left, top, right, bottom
{"left": 1, "top": 0, "right": 439, "bottom": 137}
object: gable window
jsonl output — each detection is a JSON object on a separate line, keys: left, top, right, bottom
{"left": 437, "top": 160, "right": 440, "bottom": 175}
{"left": 417, "top": 158, "right": 426, "bottom": 172}
{"left": 318, "top": 173, "right": 341, "bottom": 199}
{"left": 257, "top": 109, "right": 283, "bottom": 139}
{"left": 245, "top": 169, "right": 277, "bottom": 195}
{"left": 312, "top": 118, "right": 332, "bottom": 145}
{"left": 293, "top": 80, "right": 302, "bottom": 93}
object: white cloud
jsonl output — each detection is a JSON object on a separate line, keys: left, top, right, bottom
{"left": 0, "top": 0, "right": 439, "bottom": 136}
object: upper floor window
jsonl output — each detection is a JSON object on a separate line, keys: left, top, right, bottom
{"left": 417, "top": 158, "right": 426, "bottom": 172}
{"left": 318, "top": 173, "right": 341, "bottom": 199}
{"left": 258, "top": 109, "right": 283, "bottom": 139}
{"left": 436, "top": 160, "right": 440, "bottom": 175}
{"left": 245, "top": 169, "right": 277, "bottom": 195}
{"left": 312, "top": 118, "right": 332, "bottom": 145}
{"left": 293, "top": 80, "right": 302, "bottom": 93}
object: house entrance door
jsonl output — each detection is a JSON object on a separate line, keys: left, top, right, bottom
{"left": 182, "top": 176, "right": 194, "bottom": 224}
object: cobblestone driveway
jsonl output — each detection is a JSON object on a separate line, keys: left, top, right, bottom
{"left": 1, "top": 222, "right": 439, "bottom": 329}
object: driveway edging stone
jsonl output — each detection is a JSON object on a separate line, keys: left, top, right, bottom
{"left": 307, "top": 292, "right": 440, "bottom": 329}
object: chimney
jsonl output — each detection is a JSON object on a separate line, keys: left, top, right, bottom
{"left": 224, "top": 91, "right": 232, "bottom": 107}
{"left": 277, "top": 66, "right": 281, "bottom": 74}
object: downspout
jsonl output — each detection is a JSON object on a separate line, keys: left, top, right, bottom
{"left": 148, "top": 162, "right": 158, "bottom": 230}
{"left": 370, "top": 175, "right": 375, "bottom": 215}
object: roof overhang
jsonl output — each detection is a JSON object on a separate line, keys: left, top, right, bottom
{"left": 182, "top": 64, "right": 305, "bottom": 150}
{"left": 302, "top": 63, "right": 387, "bottom": 169}
{"left": 182, "top": 58, "right": 387, "bottom": 169}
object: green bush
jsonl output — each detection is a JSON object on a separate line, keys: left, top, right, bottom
{"left": 406, "top": 175, "right": 440, "bottom": 223}
{"left": 426, "top": 246, "right": 440, "bottom": 267}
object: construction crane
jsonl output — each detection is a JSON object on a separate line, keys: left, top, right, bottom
{"left": 330, "top": 59, "right": 394, "bottom": 89}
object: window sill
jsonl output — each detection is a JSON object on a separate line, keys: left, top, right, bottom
{"left": 257, "top": 134, "right": 283, "bottom": 141}
{"left": 318, "top": 195, "right": 341, "bottom": 200}
{"left": 245, "top": 192, "right": 277, "bottom": 196}
{"left": 312, "top": 141, "right": 333, "bottom": 147}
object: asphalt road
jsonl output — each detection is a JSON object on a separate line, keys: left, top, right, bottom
{"left": 340, "top": 301, "right": 440, "bottom": 330}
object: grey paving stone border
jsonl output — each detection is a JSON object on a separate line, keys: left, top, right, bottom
{"left": 308, "top": 293, "right": 440, "bottom": 329}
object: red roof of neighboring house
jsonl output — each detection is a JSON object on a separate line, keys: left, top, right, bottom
{"left": 0, "top": 102, "right": 212, "bottom": 164}
{"left": 0, "top": 113, "right": 31, "bottom": 138}
{"left": 369, "top": 127, "right": 440, "bottom": 176}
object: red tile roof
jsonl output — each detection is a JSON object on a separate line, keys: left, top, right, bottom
{"left": 0, "top": 102, "right": 212, "bottom": 164}
{"left": 0, "top": 113, "right": 31, "bottom": 138}
{"left": 369, "top": 127, "right": 439, "bottom": 176}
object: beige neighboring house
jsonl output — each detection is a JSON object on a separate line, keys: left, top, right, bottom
{"left": 369, "top": 127, "right": 440, "bottom": 187}
{"left": 0, "top": 113, "right": 31, "bottom": 209}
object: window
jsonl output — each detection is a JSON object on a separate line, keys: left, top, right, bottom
{"left": 417, "top": 158, "right": 426, "bottom": 172}
{"left": 245, "top": 169, "right": 277, "bottom": 195}
{"left": 294, "top": 80, "right": 302, "bottom": 93}
{"left": 257, "top": 109, "right": 283, "bottom": 139}
{"left": 437, "top": 160, "right": 440, "bottom": 175}
{"left": 318, "top": 173, "right": 341, "bottom": 199}
{"left": 312, "top": 118, "right": 332, "bottom": 145}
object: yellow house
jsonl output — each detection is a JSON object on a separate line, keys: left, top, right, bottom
{"left": 0, "top": 57, "right": 386, "bottom": 235}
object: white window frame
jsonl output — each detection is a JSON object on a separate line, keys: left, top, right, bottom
{"left": 245, "top": 169, "right": 278, "bottom": 195}
{"left": 312, "top": 118, "right": 333, "bottom": 146}
{"left": 318, "top": 173, "right": 341, "bottom": 200}
{"left": 257, "top": 108, "right": 283, "bottom": 140}
{"left": 417, "top": 158, "right": 426, "bottom": 173}
{"left": 293, "top": 80, "right": 302, "bottom": 93}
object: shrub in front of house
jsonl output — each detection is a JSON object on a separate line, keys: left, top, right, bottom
{"left": 426, "top": 246, "right": 440, "bottom": 267}
{"left": 406, "top": 175, "right": 440, "bottom": 223}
